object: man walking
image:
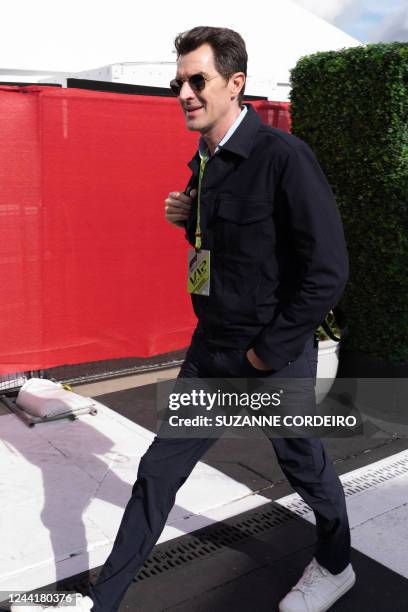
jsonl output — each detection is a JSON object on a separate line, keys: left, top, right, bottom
{"left": 14, "top": 25, "right": 355, "bottom": 612}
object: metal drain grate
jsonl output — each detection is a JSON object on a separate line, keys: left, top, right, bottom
{"left": 279, "top": 450, "right": 408, "bottom": 517}
{"left": 14, "top": 503, "right": 296, "bottom": 599}
{"left": 342, "top": 457, "right": 408, "bottom": 495}
{"left": 135, "top": 502, "right": 294, "bottom": 581}
{"left": 278, "top": 499, "right": 312, "bottom": 518}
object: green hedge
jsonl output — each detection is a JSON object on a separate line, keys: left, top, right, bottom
{"left": 289, "top": 42, "right": 408, "bottom": 363}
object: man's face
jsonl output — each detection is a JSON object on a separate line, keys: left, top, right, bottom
{"left": 175, "top": 43, "right": 239, "bottom": 134}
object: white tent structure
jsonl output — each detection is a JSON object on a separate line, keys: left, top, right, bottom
{"left": 1, "top": 0, "right": 362, "bottom": 100}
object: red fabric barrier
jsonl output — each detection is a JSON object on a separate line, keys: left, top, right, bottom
{"left": 0, "top": 86, "right": 291, "bottom": 373}
{"left": 256, "top": 100, "right": 292, "bottom": 132}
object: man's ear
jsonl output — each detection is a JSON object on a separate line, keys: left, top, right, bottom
{"left": 230, "top": 72, "right": 245, "bottom": 101}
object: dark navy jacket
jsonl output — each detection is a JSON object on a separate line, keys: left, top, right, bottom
{"left": 185, "top": 104, "right": 349, "bottom": 372}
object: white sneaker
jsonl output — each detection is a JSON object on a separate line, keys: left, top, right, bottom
{"left": 72, "top": 595, "right": 94, "bottom": 611}
{"left": 73, "top": 595, "right": 94, "bottom": 611}
{"left": 10, "top": 594, "right": 94, "bottom": 611}
{"left": 278, "top": 558, "right": 356, "bottom": 612}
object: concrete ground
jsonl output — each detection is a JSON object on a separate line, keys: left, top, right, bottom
{"left": 0, "top": 367, "right": 407, "bottom": 611}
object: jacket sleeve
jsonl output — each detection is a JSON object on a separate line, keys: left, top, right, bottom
{"left": 252, "top": 141, "right": 349, "bottom": 371}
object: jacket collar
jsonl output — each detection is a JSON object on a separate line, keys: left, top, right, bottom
{"left": 188, "top": 104, "right": 261, "bottom": 171}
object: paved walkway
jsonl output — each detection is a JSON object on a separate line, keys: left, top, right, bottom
{"left": 0, "top": 370, "right": 407, "bottom": 611}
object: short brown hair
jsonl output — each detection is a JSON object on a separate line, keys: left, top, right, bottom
{"left": 174, "top": 26, "right": 247, "bottom": 102}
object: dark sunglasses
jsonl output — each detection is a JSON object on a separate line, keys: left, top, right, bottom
{"left": 169, "top": 73, "right": 218, "bottom": 96}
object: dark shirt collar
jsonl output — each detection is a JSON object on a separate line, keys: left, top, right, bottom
{"left": 218, "top": 103, "right": 261, "bottom": 159}
{"left": 188, "top": 104, "right": 261, "bottom": 171}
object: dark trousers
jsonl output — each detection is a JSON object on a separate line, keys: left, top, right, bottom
{"left": 89, "top": 330, "right": 351, "bottom": 612}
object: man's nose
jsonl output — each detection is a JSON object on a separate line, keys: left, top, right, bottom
{"left": 179, "top": 80, "right": 195, "bottom": 100}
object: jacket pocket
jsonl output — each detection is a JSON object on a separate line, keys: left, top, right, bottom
{"left": 217, "top": 195, "right": 273, "bottom": 224}
{"left": 214, "top": 195, "right": 274, "bottom": 261}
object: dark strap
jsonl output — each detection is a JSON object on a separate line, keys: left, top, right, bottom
{"left": 321, "top": 306, "right": 348, "bottom": 342}
{"left": 184, "top": 173, "right": 198, "bottom": 197}
{"left": 183, "top": 175, "right": 199, "bottom": 233}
